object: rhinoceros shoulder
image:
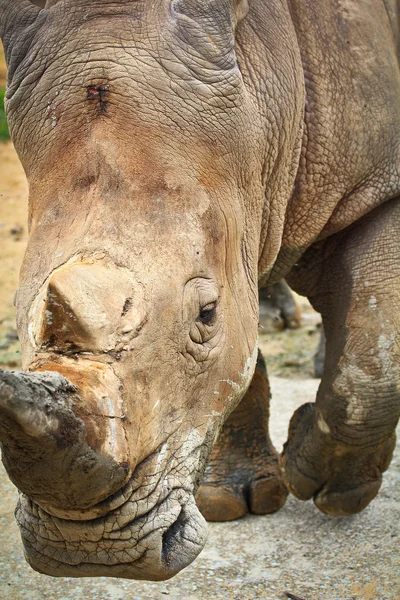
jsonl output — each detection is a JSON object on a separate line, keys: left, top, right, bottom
{"left": 278, "top": 0, "right": 400, "bottom": 263}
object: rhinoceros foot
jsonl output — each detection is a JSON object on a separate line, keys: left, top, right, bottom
{"left": 281, "top": 402, "right": 397, "bottom": 516}
{"left": 196, "top": 472, "right": 287, "bottom": 522}
{"left": 196, "top": 354, "right": 288, "bottom": 521}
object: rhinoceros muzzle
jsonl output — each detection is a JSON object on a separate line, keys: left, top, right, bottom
{"left": 0, "top": 369, "right": 208, "bottom": 579}
{"left": 16, "top": 467, "right": 207, "bottom": 580}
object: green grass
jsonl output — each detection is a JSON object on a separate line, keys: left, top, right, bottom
{"left": 0, "top": 87, "right": 10, "bottom": 141}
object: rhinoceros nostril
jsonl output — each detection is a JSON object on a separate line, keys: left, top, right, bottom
{"left": 162, "top": 506, "right": 186, "bottom": 566}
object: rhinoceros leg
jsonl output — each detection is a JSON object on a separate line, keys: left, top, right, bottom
{"left": 282, "top": 199, "right": 400, "bottom": 516}
{"left": 196, "top": 352, "right": 288, "bottom": 521}
{"left": 259, "top": 280, "right": 302, "bottom": 332}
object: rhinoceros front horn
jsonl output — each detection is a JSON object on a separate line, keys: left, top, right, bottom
{"left": 0, "top": 369, "right": 130, "bottom": 511}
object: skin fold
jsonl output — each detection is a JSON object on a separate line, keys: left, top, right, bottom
{"left": 0, "top": 0, "right": 399, "bottom": 581}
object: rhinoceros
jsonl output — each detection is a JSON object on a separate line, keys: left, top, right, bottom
{"left": 0, "top": 0, "right": 399, "bottom": 583}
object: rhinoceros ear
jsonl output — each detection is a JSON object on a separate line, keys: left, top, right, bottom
{"left": 171, "top": 0, "right": 249, "bottom": 29}
{"left": 170, "top": 0, "right": 249, "bottom": 68}
{"left": 0, "top": 0, "right": 42, "bottom": 53}
{"left": 0, "top": 0, "right": 45, "bottom": 80}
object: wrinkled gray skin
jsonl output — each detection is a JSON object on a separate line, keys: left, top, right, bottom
{"left": 0, "top": 0, "right": 399, "bottom": 583}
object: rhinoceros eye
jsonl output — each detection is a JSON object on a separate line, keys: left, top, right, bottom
{"left": 198, "top": 302, "right": 217, "bottom": 325}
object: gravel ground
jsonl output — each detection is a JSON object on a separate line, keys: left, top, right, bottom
{"left": 0, "top": 376, "right": 398, "bottom": 600}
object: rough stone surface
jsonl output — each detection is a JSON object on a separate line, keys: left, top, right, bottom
{"left": 0, "top": 376, "right": 398, "bottom": 600}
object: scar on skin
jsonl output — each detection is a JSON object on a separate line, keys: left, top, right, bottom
{"left": 87, "top": 84, "right": 109, "bottom": 114}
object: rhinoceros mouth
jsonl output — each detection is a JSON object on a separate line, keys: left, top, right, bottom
{"left": 14, "top": 438, "right": 209, "bottom": 580}
{"left": 17, "top": 491, "right": 207, "bottom": 580}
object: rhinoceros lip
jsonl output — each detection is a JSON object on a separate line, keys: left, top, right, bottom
{"left": 16, "top": 490, "right": 207, "bottom": 580}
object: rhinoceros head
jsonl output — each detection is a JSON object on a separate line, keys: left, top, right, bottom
{"left": 0, "top": 0, "right": 263, "bottom": 580}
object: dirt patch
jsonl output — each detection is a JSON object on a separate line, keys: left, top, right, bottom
{"left": 259, "top": 295, "right": 322, "bottom": 379}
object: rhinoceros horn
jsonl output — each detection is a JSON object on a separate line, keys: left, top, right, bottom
{"left": 0, "top": 369, "right": 130, "bottom": 511}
